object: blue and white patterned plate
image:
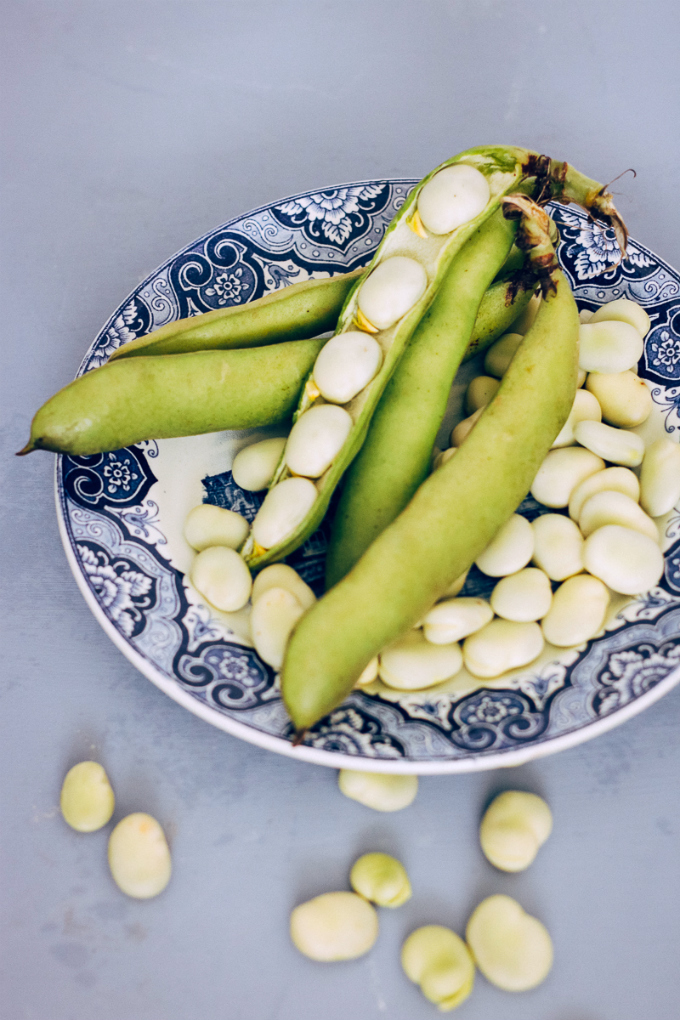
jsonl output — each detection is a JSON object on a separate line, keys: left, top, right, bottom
{"left": 55, "top": 180, "right": 680, "bottom": 773}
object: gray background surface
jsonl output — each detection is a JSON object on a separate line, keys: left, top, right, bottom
{"left": 2, "top": 2, "right": 680, "bottom": 1018}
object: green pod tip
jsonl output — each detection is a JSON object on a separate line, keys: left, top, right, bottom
{"left": 15, "top": 442, "right": 34, "bottom": 456}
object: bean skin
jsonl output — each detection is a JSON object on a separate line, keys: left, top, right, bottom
{"left": 109, "top": 269, "right": 363, "bottom": 360}
{"left": 283, "top": 263, "right": 579, "bottom": 731}
{"left": 19, "top": 338, "right": 325, "bottom": 456}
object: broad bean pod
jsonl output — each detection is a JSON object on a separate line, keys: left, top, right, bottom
{"left": 109, "top": 268, "right": 364, "bottom": 360}
{"left": 282, "top": 199, "right": 579, "bottom": 732}
{"left": 19, "top": 338, "right": 325, "bottom": 456}
{"left": 325, "top": 211, "right": 520, "bottom": 587}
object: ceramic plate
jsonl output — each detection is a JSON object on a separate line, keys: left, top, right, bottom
{"left": 56, "top": 179, "right": 680, "bottom": 773}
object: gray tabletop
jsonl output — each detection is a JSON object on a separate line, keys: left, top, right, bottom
{"left": 2, "top": 2, "right": 680, "bottom": 1018}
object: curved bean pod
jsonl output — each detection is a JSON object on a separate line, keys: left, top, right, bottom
{"left": 282, "top": 204, "right": 579, "bottom": 731}
{"left": 19, "top": 338, "right": 325, "bottom": 456}
{"left": 109, "top": 268, "right": 364, "bottom": 360}
{"left": 325, "top": 211, "right": 519, "bottom": 587}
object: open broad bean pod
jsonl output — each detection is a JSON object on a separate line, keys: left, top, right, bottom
{"left": 243, "top": 146, "right": 542, "bottom": 570}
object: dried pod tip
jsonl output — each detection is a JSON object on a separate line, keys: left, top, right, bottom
{"left": 501, "top": 194, "right": 558, "bottom": 297}
{"left": 292, "top": 727, "right": 308, "bottom": 747}
{"left": 16, "top": 442, "right": 35, "bottom": 456}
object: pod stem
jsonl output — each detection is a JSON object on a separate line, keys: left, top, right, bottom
{"left": 522, "top": 152, "right": 629, "bottom": 268}
{"left": 15, "top": 442, "right": 35, "bottom": 456}
{"left": 501, "top": 195, "right": 559, "bottom": 297}
{"left": 292, "top": 728, "right": 308, "bottom": 747}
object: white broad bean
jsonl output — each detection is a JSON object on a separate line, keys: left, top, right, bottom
{"left": 589, "top": 297, "right": 651, "bottom": 336}
{"left": 583, "top": 525, "right": 665, "bottom": 595}
{"left": 578, "top": 490, "right": 659, "bottom": 542}
{"left": 578, "top": 320, "right": 643, "bottom": 374}
{"left": 354, "top": 656, "right": 379, "bottom": 687}
{"left": 183, "top": 504, "right": 249, "bottom": 552}
{"left": 551, "top": 388, "right": 601, "bottom": 448}
{"left": 312, "top": 331, "right": 382, "bottom": 404}
{"left": 338, "top": 770, "right": 418, "bottom": 812}
{"left": 190, "top": 546, "right": 252, "bottom": 612}
{"left": 379, "top": 630, "right": 462, "bottom": 690}
{"left": 579, "top": 307, "right": 594, "bottom": 324}
{"left": 350, "top": 852, "right": 412, "bottom": 908}
{"left": 450, "top": 406, "right": 484, "bottom": 447}
{"left": 251, "top": 563, "right": 316, "bottom": 611}
{"left": 231, "top": 437, "right": 287, "bottom": 492}
{"left": 484, "top": 332, "right": 523, "bottom": 378}
{"left": 585, "top": 371, "right": 652, "bottom": 428}
{"left": 422, "top": 597, "right": 493, "bottom": 644}
{"left": 490, "top": 568, "right": 552, "bottom": 622}
{"left": 401, "top": 925, "right": 475, "bottom": 1011}
{"left": 249, "top": 587, "right": 305, "bottom": 670}
{"left": 463, "top": 619, "right": 544, "bottom": 678}
{"left": 475, "top": 513, "right": 534, "bottom": 577}
{"left": 284, "top": 404, "right": 352, "bottom": 478}
{"left": 530, "top": 447, "right": 605, "bottom": 508}
{"left": 568, "top": 466, "right": 640, "bottom": 521}
{"left": 574, "top": 420, "right": 645, "bottom": 467}
{"left": 511, "top": 291, "right": 541, "bottom": 335}
{"left": 466, "top": 895, "right": 553, "bottom": 992}
{"left": 357, "top": 256, "right": 428, "bottom": 331}
{"left": 531, "top": 513, "right": 584, "bottom": 581}
{"left": 479, "top": 791, "right": 552, "bottom": 872}
{"left": 577, "top": 366, "right": 587, "bottom": 387}
{"left": 417, "top": 163, "right": 490, "bottom": 235}
{"left": 541, "top": 574, "right": 610, "bottom": 647}
{"left": 60, "top": 761, "right": 115, "bottom": 833}
{"left": 108, "top": 813, "right": 171, "bottom": 899}
{"left": 290, "top": 892, "right": 378, "bottom": 962}
{"left": 640, "top": 436, "right": 680, "bottom": 517}
{"left": 465, "top": 375, "right": 500, "bottom": 415}
{"left": 251, "top": 476, "right": 318, "bottom": 549}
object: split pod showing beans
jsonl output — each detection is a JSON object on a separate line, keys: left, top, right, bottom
{"left": 242, "top": 146, "right": 539, "bottom": 570}
{"left": 18, "top": 338, "right": 326, "bottom": 456}
{"left": 325, "top": 210, "right": 521, "bottom": 587}
{"left": 282, "top": 197, "right": 581, "bottom": 733}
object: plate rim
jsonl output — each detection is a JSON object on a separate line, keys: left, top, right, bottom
{"left": 55, "top": 177, "right": 680, "bottom": 774}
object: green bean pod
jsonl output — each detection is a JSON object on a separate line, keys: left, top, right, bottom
{"left": 325, "top": 211, "right": 520, "bottom": 589}
{"left": 282, "top": 201, "right": 579, "bottom": 732}
{"left": 18, "top": 338, "right": 325, "bottom": 456}
{"left": 109, "top": 269, "right": 363, "bottom": 360}
{"left": 243, "top": 146, "right": 537, "bottom": 570}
